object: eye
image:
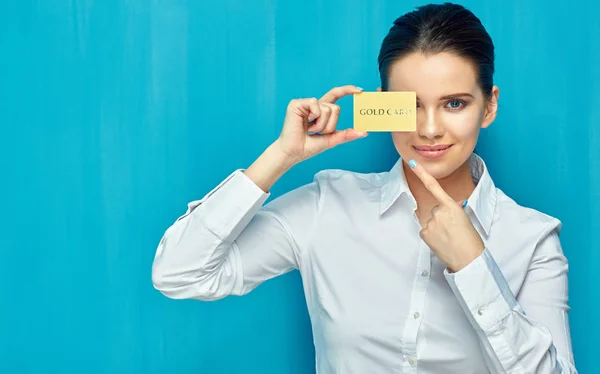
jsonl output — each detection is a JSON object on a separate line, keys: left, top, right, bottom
{"left": 445, "top": 99, "right": 466, "bottom": 110}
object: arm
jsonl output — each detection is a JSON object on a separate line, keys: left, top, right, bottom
{"left": 151, "top": 86, "right": 365, "bottom": 301}
{"left": 444, "top": 228, "right": 577, "bottom": 373}
{"left": 405, "top": 161, "right": 576, "bottom": 372}
{"left": 151, "top": 141, "right": 320, "bottom": 300}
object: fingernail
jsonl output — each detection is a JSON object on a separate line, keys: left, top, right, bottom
{"left": 356, "top": 86, "right": 364, "bottom": 91}
{"left": 409, "top": 159, "right": 417, "bottom": 168}
{"left": 462, "top": 200, "right": 468, "bottom": 208}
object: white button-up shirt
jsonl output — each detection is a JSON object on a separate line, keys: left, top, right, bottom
{"left": 152, "top": 154, "right": 577, "bottom": 373}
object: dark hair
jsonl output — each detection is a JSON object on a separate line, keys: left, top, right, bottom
{"left": 378, "top": 3, "right": 495, "bottom": 99}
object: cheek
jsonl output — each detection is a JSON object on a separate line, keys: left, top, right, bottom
{"left": 390, "top": 132, "right": 413, "bottom": 158}
{"left": 441, "top": 108, "right": 483, "bottom": 140}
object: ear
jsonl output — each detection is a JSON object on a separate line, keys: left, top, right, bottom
{"left": 481, "top": 85, "right": 499, "bottom": 129}
{"left": 376, "top": 87, "right": 382, "bottom": 92}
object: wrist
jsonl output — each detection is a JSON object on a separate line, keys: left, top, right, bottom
{"left": 271, "top": 138, "right": 302, "bottom": 170}
{"left": 448, "top": 245, "right": 484, "bottom": 273}
{"left": 244, "top": 140, "right": 298, "bottom": 193}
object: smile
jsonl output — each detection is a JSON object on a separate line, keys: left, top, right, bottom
{"left": 413, "top": 144, "right": 453, "bottom": 159}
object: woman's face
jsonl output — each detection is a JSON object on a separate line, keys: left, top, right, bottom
{"left": 386, "top": 51, "right": 499, "bottom": 180}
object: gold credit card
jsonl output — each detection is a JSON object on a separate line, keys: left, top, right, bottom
{"left": 353, "top": 91, "right": 417, "bottom": 132}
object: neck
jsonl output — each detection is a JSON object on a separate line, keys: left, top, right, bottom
{"left": 404, "top": 158, "right": 476, "bottom": 221}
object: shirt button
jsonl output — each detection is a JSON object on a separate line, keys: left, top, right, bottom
{"left": 413, "top": 312, "right": 420, "bottom": 319}
{"left": 421, "top": 270, "right": 429, "bottom": 277}
{"left": 478, "top": 308, "right": 485, "bottom": 316}
{"left": 408, "top": 357, "right": 415, "bottom": 366}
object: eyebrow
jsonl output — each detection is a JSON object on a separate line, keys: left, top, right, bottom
{"left": 440, "top": 93, "right": 475, "bottom": 100}
{"left": 416, "top": 93, "right": 475, "bottom": 101}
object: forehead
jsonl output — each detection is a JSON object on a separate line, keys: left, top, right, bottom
{"left": 387, "top": 52, "right": 479, "bottom": 99}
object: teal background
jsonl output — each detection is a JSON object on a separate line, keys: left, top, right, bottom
{"left": 1, "top": 0, "right": 597, "bottom": 373}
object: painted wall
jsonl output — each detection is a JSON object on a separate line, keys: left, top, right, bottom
{"left": 1, "top": 0, "right": 597, "bottom": 372}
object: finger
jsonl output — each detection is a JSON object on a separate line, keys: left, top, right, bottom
{"left": 289, "top": 98, "right": 321, "bottom": 124}
{"left": 408, "top": 159, "right": 454, "bottom": 205}
{"left": 419, "top": 226, "right": 429, "bottom": 239}
{"left": 307, "top": 103, "right": 331, "bottom": 133}
{"left": 322, "top": 128, "right": 368, "bottom": 148}
{"left": 319, "top": 85, "right": 364, "bottom": 104}
{"left": 308, "top": 129, "right": 367, "bottom": 152}
{"left": 321, "top": 103, "right": 340, "bottom": 134}
{"left": 431, "top": 204, "right": 440, "bottom": 216}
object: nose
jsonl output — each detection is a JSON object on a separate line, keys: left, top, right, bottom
{"left": 418, "top": 108, "right": 444, "bottom": 139}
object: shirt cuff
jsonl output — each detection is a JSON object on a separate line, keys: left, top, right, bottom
{"left": 186, "top": 169, "right": 270, "bottom": 241}
{"left": 444, "top": 248, "right": 518, "bottom": 332}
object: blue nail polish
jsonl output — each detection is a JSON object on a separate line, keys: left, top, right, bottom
{"left": 356, "top": 86, "right": 364, "bottom": 91}
{"left": 409, "top": 159, "right": 417, "bottom": 168}
{"left": 462, "top": 200, "right": 468, "bottom": 208}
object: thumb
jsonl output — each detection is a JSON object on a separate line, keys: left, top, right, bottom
{"left": 304, "top": 129, "right": 368, "bottom": 157}
{"left": 322, "top": 129, "right": 368, "bottom": 148}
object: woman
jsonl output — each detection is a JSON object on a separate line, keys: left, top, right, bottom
{"left": 152, "top": 3, "right": 576, "bottom": 373}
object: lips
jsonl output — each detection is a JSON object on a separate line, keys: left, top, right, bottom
{"left": 413, "top": 144, "right": 453, "bottom": 159}
{"left": 414, "top": 144, "right": 452, "bottom": 151}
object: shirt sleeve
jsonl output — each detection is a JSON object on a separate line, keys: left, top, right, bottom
{"left": 443, "top": 229, "right": 577, "bottom": 373}
{"left": 151, "top": 169, "right": 322, "bottom": 301}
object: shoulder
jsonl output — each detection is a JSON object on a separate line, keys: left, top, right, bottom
{"left": 492, "top": 187, "right": 562, "bottom": 244}
{"left": 261, "top": 167, "right": 387, "bottom": 243}
{"left": 264, "top": 167, "right": 386, "bottom": 213}
{"left": 313, "top": 167, "right": 387, "bottom": 191}
{"left": 266, "top": 167, "right": 387, "bottom": 216}
{"left": 310, "top": 167, "right": 389, "bottom": 205}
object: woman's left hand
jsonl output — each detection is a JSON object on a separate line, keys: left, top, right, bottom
{"left": 409, "top": 160, "right": 485, "bottom": 273}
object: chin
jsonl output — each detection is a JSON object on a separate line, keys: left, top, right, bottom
{"left": 403, "top": 149, "right": 465, "bottom": 180}
{"left": 419, "top": 162, "right": 457, "bottom": 180}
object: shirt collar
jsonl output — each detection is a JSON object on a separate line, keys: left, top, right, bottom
{"left": 379, "top": 153, "right": 496, "bottom": 236}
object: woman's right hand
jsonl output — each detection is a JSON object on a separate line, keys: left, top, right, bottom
{"left": 277, "top": 85, "right": 368, "bottom": 164}
{"left": 244, "top": 85, "right": 367, "bottom": 192}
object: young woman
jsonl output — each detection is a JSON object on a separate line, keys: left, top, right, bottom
{"left": 152, "top": 3, "right": 577, "bottom": 373}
